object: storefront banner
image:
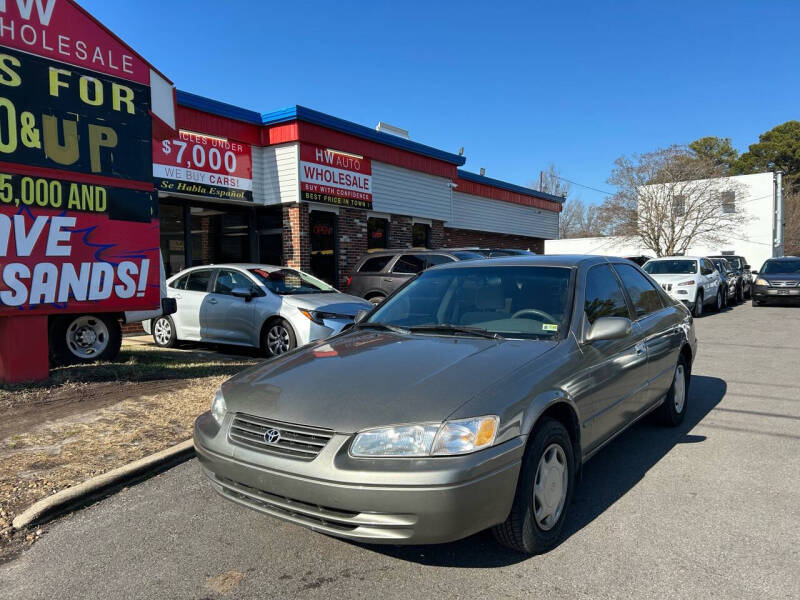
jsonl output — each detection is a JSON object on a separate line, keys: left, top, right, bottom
{"left": 0, "top": 0, "right": 151, "bottom": 84}
{"left": 299, "top": 144, "right": 372, "bottom": 209}
{"left": 0, "top": 202, "right": 160, "bottom": 315}
{"left": 0, "top": 45, "right": 152, "bottom": 182}
{"left": 152, "top": 131, "right": 253, "bottom": 202}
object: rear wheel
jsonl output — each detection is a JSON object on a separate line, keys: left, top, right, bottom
{"left": 660, "top": 353, "right": 690, "bottom": 426}
{"left": 366, "top": 294, "right": 385, "bottom": 307}
{"left": 493, "top": 418, "right": 575, "bottom": 554}
{"left": 736, "top": 283, "right": 745, "bottom": 304}
{"left": 262, "top": 318, "right": 296, "bottom": 357}
{"left": 51, "top": 314, "right": 122, "bottom": 365}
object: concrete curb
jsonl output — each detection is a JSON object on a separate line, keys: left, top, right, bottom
{"left": 12, "top": 439, "right": 195, "bottom": 531}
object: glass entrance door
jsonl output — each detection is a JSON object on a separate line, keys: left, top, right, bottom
{"left": 310, "top": 211, "right": 337, "bottom": 285}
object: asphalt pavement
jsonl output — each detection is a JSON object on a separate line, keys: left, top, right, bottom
{"left": 2, "top": 302, "right": 799, "bottom": 600}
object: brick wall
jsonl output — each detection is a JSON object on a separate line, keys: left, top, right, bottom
{"left": 282, "top": 203, "right": 310, "bottom": 272}
{"left": 337, "top": 207, "right": 368, "bottom": 289}
{"left": 430, "top": 220, "right": 445, "bottom": 249}
{"left": 443, "top": 227, "right": 545, "bottom": 254}
{"left": 389, "top": 215, "right": 413, "bottom": 249}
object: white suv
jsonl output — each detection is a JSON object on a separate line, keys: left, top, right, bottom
{"left": 642, "top": 256, "right": 723, "bottom": 317}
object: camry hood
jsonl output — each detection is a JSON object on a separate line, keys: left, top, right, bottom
{"left": 221, "top": 331, "right": 558, "bottom": 433}
{"left": 282, "top": 292, "right": 372, "bottom": 315}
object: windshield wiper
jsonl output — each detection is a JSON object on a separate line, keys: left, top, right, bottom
{"left": 407, "top": 324, "right": 504, "bottom": 340}
{"left": 356, "top": 322, "right": 409, "bottom": 334}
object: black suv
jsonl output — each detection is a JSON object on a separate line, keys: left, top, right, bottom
{"left": 708, "top": 255, "right": 752, "bottom": 299}
{"left": 752, "top": 257, "right": 800, "bottom": 306}
{"left": 710, "top": 257, "right": 741, "bottom": 306}
{"left": 347, "top": 249, "right": 483, "bottom": 305}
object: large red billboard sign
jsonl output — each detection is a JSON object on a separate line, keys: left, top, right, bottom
{"left": 153, "top": 130, "right": 253, "bottom": 202}
{"left": 299, "top": 144, "right": 372, "bottom": 209}
{"left": 0, "top": 0, "right": 163, "bottom": 316}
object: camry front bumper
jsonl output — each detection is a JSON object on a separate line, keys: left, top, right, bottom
{"left": 193, "top": 412, "right": 524, "bottom": 544}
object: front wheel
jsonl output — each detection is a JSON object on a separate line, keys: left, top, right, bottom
{"left": 693, "top": 292, "right": 704, "bottom": 317}
{"left": 660, "top": 354, "right": 690, "bottom": 426}
{"left": 50, "top": 314, "right": 122, "bottom": 365}
{"left": 366, "top": 294, "right": 386, "bottom": 307}
{"left": 262, "top": 318, "right": 297, "bottom": 357}
{"left": 713, "top": 289, "right": 724, "bottom": 312}
{"left": 152, "top": 316, "right": 177, "bottom": 348}
{"left": 736, "top": 283, "right": 745, "bottom": 304}
{"left": 493, "top": 418, "right": 575, "bottom": 554}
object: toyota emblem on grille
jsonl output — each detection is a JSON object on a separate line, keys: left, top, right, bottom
{"left": 264, "top": 428, "right": 281, "bottom": 444}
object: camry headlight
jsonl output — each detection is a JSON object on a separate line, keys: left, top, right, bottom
{"left": 755, "top": 278, "right": 769, "bottom": 286}
{"left": 350, "top": 416, "right": 499, "bottom": 457}
{"left": 211, "top": 388, "right": 227, "bottom": 426}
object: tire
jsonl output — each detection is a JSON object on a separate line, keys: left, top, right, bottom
{"left": 492, "top": 418, "right": 575, "bottom": 555}
{"left": 262, "top": 318, "right": 297, "bottom": 357}
{"left": 692, "top": 292, "right": 703, "bottom": 317}
{"left": 744, "top": 284, "right": 752, "bottom": 300}
{"left": 660, "top": 353, "right": 690, "bottom": 427}
{"left": 366, "top": 294, "right": 386, "bottom": 307}
{"left": 713, "top": 289, "right": 724, "bottom": 312}
{"left": 50, "top": 314, "right": 122, "bottom": 365}
{"left": 736, "top": 283, "right": 745, "bottom": 304}
{"left": 152, "top": 316, "right": 177, "bottom": 348}
{"left": 752, "top": 298, "right": 764, "bottom": 307}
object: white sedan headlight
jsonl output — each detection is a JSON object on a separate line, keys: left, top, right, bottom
{"left": 211, "top": 388, "right": 227, "bottom": 426}
{"left": 350, "top": 416, "right": 499, "bottom": 458}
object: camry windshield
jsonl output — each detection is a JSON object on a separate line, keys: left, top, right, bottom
{"left": 365, "top": 266, "right": 572, "bottom": 339}
{"left": 249, "top": 268, "right": 336, "bottom": 295}
{"left": 643, "top": 260, "right": 697, "bottom": 275}
{"left": 761, "top": 261, "right": 800, "bottom": 274}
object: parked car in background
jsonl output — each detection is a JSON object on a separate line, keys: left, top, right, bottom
{"left": 194, "top": 255, "right": 696, "bottom": 555}
{"left": 751, "top": 257, "right": 800, "bottom": 306}
{"left": 623, "top": 255, "right": 653, "bottom": 267}
{"left": 643, "top": 256, "right": 723, "bottom": 317}
{"left": 144, "top": 264, "right": 372, "bottom": 357}
{"left": 709, "top": 257, "right": 740, "bottom": 306}
{"left": 709, "top": 255, "right": 751, "bottom": 300}
{"left": 444, "top": 247, "right": 537, "bottom": 257}
{"left": 347, "top": 249, "right": 484, "bottom": 305}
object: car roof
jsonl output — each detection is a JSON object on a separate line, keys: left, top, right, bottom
{"left": 432, "top": 254, "right": 614, "bottom": 269}
{"left": 646, "top": 256, "right": 703, "bottom": 261}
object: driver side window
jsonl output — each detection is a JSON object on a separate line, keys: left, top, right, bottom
{"left": 213, "top": 269, "right": 256, "bottom": 295}
{"left": 584, "top": 265, "right": 631, "bottom": 324}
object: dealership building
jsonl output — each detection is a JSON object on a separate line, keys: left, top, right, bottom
{"left": 158, "top": 91, "right": 564, "bottom": 288}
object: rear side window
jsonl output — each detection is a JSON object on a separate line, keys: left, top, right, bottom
{"left": 358, "top": 255, "right": 392, "bottom": 273}
{"left": 614, "top": 264, "right": 664, "bottom": 318}
{"left": 584, "top": 264, "right": 631, "bottom": 324}
{"left": 424, "top": 254, "right": 455, "bottom": 268}
{"left": 185, "top": 270, "right": 212, "bottom": 292}
{"left": 393, "top": 255, "right": 426, "bottom": 274}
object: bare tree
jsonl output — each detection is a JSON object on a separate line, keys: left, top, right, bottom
{"left": 559, "top": 198, "right": 605, "bottom": 238}
{"left": 536, "top": 164, "right": 571, "bottom": 198}
{"left": 604, "top": 145, "right": 747, "bottom": 256}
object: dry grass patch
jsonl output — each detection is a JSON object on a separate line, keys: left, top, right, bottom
{"left": 0, "top": 340, "right": 261, "bottom": 560}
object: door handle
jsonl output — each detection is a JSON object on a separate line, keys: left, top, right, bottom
{"left": 635, "top": 342, "right": 646, "bottom": 355}
{"left": 382, "top": 278, "right": 393, "bottom": 283}
{"left": 173, "top": 294, "right": 182, "bottom": 300}
{"left": 208, "top": 298, "right": 218, "bottom": 304}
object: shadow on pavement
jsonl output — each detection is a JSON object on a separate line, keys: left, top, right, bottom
{"left": 360, "top": 374, "right": 726, "bottom": 568}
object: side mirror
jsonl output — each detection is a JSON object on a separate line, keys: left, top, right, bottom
{"left": 751, "top": 270, "right": 758, "bottom": 275}
{"left": 744, "top": 264, "right": 751, "bottom": 270}
{"left": 585, "top": 317, "right": 632, "bottom": 343}
{"left": 354, "top": 309, "right": 369, "bottom": 324}
{"left": 231, "top": 287, "right": 253, "bottom": 302}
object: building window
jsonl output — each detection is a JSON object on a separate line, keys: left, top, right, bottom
{"left": 412, "top": 222, "right": 431, "bottom": 248}
{"left": 721, "top": 191, "right": 736, "bottom": 213}
{"left": 673, "top": 196, "right": 686, "bottom": 217}
{"left": 368, "top": 217, "right": 389, "bottom": 250}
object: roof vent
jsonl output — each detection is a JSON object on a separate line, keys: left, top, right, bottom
{"left": 376, "top": 121, "right": 409, "bottom": 139}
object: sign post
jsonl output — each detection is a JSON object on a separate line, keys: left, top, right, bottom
{"left": 0, "top": 0, "right": 174, "bottom": 383}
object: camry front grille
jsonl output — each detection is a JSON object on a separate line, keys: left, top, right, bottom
{"left": 229, "top": 413, "right": 333, "bottom": 461}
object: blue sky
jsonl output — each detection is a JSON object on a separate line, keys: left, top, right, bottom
{"left": 82, "top": 0, "right": 799, "bottom": 205}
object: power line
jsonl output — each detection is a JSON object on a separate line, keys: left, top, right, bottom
{"left": 553, "top": 175, "right": 615, "bottom": 196}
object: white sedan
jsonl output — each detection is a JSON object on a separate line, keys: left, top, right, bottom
{"left": 642, "top": 256, "right": 723, "bottom": 317}
{"left": 143, "top": 264, "right": 372, "bottom": 356}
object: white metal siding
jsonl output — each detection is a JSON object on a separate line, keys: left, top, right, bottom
{"left": 251, "top": 143, "right": 299, "bottom": 205}
{"left": 448, "top": 191, "right": 559, "bottom": 239}
{"left": 371, "top": 161, "right": 452, "bottom": 221}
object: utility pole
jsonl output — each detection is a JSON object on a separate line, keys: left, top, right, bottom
{"left": 774, "top": 169, "right": 784, "bottom": 257}
{"left": 539, "top": 170, "right": 544, "bottom": 192}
